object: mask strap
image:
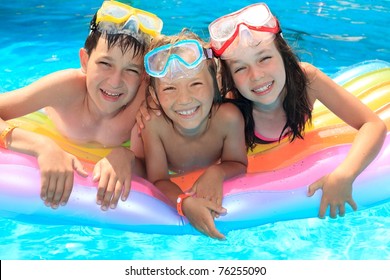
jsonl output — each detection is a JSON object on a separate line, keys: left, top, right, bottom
{"left": 204, "top": 48, "right": 214, "bottom": 59}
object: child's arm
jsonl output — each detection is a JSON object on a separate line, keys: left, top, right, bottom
{"left": 192, "top": 103, "right": 248, "bottom": 207}
{"left": 0, "top": 70, "right": 89, "bottom": 208}
{"left": 142, "top": 117, "right": 226, "bottom": 239}
{"left": 0, "top": 70, "right": 84, "bottom": 119}
{"left": 93, "top": 125, "right": 146, "bottom": 210}
{"left": 93, "top": 147, "right": 135, "bottom": 210}
{"left": 1, "top": 123, "right": 88, "bottom": 207}
{"left": 135, "top": 96, "right": 161, "bottom": 131}
{"left": 152, "top": 177, "right": 226, "bottom": 239}
{"left": 304, "top": 64, "right": 387, "bottom": 218}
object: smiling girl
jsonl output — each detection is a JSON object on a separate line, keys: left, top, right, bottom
{"left": 141, "top": 30, "right": 247, "bottom": 239}
{"left": 209, "top": 2, "right": 386, "bottom": 218}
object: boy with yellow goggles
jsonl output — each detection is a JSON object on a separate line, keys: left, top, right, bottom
{"left": 91, "top": 0, "right": 163, "bottom": 39}
{"left": 0, "top": 1, "right": 164, "bottom": 211}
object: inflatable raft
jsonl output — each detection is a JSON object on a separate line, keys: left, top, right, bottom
{"left": 0, "top": 60, "right": 389, "bottom": 235}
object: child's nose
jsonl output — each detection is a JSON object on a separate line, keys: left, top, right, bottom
{"left": 249, "top": 67, "right": 265, "bottom": 81}
{"left": 177, "top": 90, "right": 193, "bottom": 105}
{"left": 108, "top": 70, "right": 123, "bottom": 88}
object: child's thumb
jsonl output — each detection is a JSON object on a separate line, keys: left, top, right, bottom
{"left": 73, "top": 158, "right": 88, "bottom": 177}
{"left": 92, "top": 163, "right": 101, "bottom": 182}
{"left": 307, "top": 177, "right": 324, "bottom": 197}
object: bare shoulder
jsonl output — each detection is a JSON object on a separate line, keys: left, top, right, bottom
{"left": 300, "top": 62, "right": 319, "bottom": 81}
{"left": 26, "top": 68, "right": 86, "bottom": 102}
{"left": 216, "top": 102, "right": 243, "bottom": 121}
{"left": 213, "top": 102, "right": 244, "bottom": 129}
{"left": 143, "top": 108, "right": 169, "bottom": 133}
{"left": 36, "top": 68, "right": 85, "bottom": 87}
{"left": 46, "top": 69, "right": 87, "bottom": 105}
{"left": 0, "top": 68, "right": 86, "bottom": 118}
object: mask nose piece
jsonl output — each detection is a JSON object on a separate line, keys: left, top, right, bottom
{"left": 238, "top": 25, "right": 256, "bottom": 47}
{"left": 123, "top": 15, "right": 139, "bottom": 33}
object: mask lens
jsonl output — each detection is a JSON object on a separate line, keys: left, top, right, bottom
{"left": 240, "top": 4, "right": 271, "bottom": 26}
{"left": 137, "top": 13, "right": 162, "bottom": 31}
{"left": 146, "top": 49, "right": 171, "bottom": 74}
{"left": 102, "top": 5, "right": 128, "bottom": 19}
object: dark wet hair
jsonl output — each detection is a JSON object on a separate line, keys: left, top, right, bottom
{"left": 146, "top": 29, "right": 222, "bottom": 125}
{"left": 84, "top": 14, "right": 148, "bottom": 58}
{"left": 220, "top": 32, "right": 312, "bottom": 150}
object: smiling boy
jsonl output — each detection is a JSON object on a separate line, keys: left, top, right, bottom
{"left": 0, "top": 1, "right": 162, "bottom": 210}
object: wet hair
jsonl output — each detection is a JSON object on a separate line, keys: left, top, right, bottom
{"left": 84, "top": 14, "right": 148, "bottom": 58}
{"left": 220, "top": 32, "right": 312, "bottom": 150}
{"left": 146, "top": 29, "right": 222, "bottom": 125}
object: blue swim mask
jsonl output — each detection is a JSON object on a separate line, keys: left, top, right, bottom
{"left": 144, "top": 39, "right": 214, "bottom": 80}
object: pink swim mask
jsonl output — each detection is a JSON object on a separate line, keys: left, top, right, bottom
{"left": 209, "top": 3, "right": 280, "bottom": 59}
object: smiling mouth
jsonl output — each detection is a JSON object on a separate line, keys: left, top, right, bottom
{"left": 253, "top": 81, "right": 273, "bottom": 94}
{"left": 176, "top": 106, "right": 199, "bottom": 117}
{"left": 101, "top": 89, "right": 123, "bottom": 98}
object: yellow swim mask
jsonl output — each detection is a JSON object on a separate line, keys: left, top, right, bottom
{"left": 94, "top": 0, "right": 163, "bottom": 38}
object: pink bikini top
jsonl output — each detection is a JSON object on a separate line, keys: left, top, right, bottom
{"left": 254, "top": 130, "right": 288, "bottom": 143}
{"left": 255, "top": 116, "right": 308, "bottom": 143}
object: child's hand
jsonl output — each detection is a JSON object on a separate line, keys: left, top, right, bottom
{"left": 189, "top": 166, "right": 224, "bottom": 207}
{"left": 37, "top": 144, "right": 88, "bottom": 209}
{"left": 307, "top": 170, "right": 358, "bottom": 218}
{"left": 93, "top": 147, "right": 135, "bottom": 210}
{"left": 136, "top": 97, "right": 161, "bottom": 132}
{"left": 182, "top": 196, "right": 226, "bottom": 240}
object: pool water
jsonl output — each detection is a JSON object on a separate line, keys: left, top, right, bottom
{"left": 1, "top": 0, "right": 389, "bottom": 260}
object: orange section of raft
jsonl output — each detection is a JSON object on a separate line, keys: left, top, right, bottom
{"left": 7, "top": 66, "right": 390, "bottom": 191}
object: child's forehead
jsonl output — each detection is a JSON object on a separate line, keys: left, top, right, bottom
{"left": 227, "top": 41, "right": 277, "bottom": 63}
{"left": 157, "top": 63, "right": 212, "bottom": 85}
{"left": 95, "top": 37, "right": 143, "bottom": 58}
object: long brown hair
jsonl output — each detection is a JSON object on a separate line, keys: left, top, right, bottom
{"left": 220, "top": 33, "right": 312, "bottom": 150}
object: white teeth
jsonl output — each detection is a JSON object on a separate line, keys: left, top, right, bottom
{"left": 177, "top": 107, "right": 197, "bottom": 116}
{"left": 102, "top": 89, "right": 121, "bottom": 97}
{"left": 254, "top": 82, "right": 272, "bottom": 93}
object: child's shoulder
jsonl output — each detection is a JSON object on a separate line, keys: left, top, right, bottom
{"left": 300, "top": 62, "right": 319, "bottom": 80}
{"left": 43, "top": 68, "right": 85, "bottom": 81}
{"left": 145, "top": 109, "right": 170, "bottom": 130}
{"left": 57, "top": 69, "right": 86, "bottom": 85}
{"left": 214, "top": 102, "right": 244, "bottom": 124}
{"left": 37, "top": 68, "right": 86, "bottom": 93}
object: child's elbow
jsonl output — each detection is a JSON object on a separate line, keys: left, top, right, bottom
{"left": 378, "top": 119, "right": 387, "bottom": 139}
{"left": 241, "top": 160, "right": 248, "bottom": 174}
{"left": 370, "top": 117, "right": 387, "bottom": 145}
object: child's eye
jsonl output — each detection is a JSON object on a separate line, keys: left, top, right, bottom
{"left": 126, "top": 68, "right": 140, "bottom": 75}
{"left": 259, "top": 56, "right": 272, "bottom": 62}
{"left": 98, "top": 61, "right": 111, "bottom": 67}
{"left": 162, "top": 86, "right": 175, "bottom": 92}
{"left": 191, "top": 81, "right": 203, "bottom": 87}
{"left": 234, "top": 66, "right": 246, "bottom": 73}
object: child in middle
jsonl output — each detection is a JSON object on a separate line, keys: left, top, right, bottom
{"left": 141, "top": 29, "right": 248, "bottom": 239}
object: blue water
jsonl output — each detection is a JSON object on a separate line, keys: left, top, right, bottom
{"left": 1, "top": 0, "right": 389, "bottom": 260}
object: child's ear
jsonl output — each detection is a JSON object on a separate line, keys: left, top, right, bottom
{"left": 148, "top": 85, "right": 159, "bottom": 105}
{"left": 79, "top": 48, "right": 89, "bottom": 73}
{"left": 141, "top": 70, "right": 148, "bottom": 81}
